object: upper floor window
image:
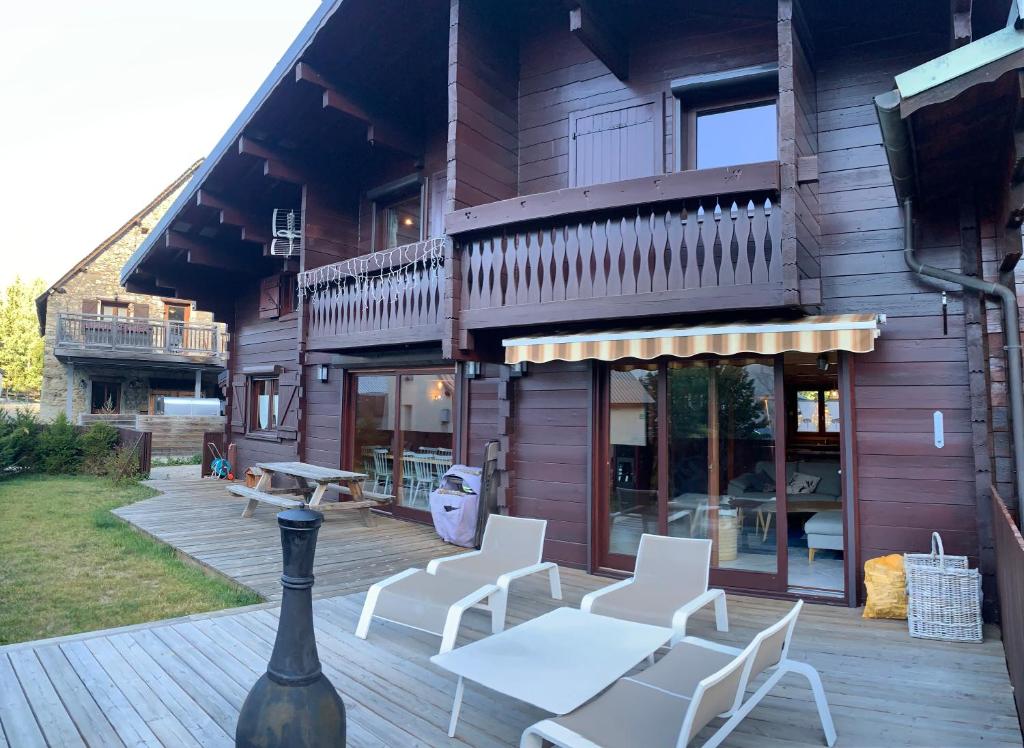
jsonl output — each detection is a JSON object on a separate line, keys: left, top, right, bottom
{"left": 164, "top": 302, "right": 190, "bottom": 323}
{"left": 369, "top": 176, "right": 424, "bottom": 251}
{"left": 672, "top": 63, "right": 779, "bottom": 171}
{"left": 101, "top": 301, "right": 129, "bottom": 317}
{"left": 693, "top": 99, "right": 777, "bottom": 169}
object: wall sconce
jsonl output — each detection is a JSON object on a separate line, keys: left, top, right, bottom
{"left": 440, "top": 407, "right": 451, "bottom": 424}
{"left": 464, "top": 361, "right": 480, "bottom": 379}
{"left": 509, "top": 362, "right": 528, "bottom": 378}
{"left": 318, "top": 364, "right": 329, "bottom": 383}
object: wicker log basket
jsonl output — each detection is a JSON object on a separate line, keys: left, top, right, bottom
{"left": 904, "top": 532, "right": 982, "bottom": 643}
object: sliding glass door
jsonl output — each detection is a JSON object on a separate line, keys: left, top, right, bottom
{"left": 349, "top": 368, "right": 454, "bottom": 521}
{"left": 599, "top": 358, "right": 787, "bottom": 592}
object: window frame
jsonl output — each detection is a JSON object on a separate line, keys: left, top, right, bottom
{"left": 670, "top": 63, "right": 780, "bottom": 172}
{"left": 100, "top": 300, "right": 130, "bottom": 318}
{"left": 163, "top": 302, "right": 191, "bottom": 322}
{"left": 791, "top": 386, "right": 841, "bottom": 439}
{"left": 368, "top": 174, "right": 426, "bottom": 252}
{"left": 248, "top": 375, "right": 280, "bottom": 434}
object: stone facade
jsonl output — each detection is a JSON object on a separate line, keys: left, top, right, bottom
{"left": 38, "top": 162, "right": 225, "bottom": 422}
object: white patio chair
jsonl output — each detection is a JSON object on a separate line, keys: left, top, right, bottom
{"left": 581, "top": 534, "right": 728, "bottom": 639}
{"left": 521, "top": 600, "right": 836, "bottom": 748}
{"left": 356, "top": 515, "right": 562, "bottom": 653}
{"left": 372, "top": 448, "right": 391, "bottom": 494}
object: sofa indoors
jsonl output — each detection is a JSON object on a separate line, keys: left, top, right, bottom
{"left": 726, "top": 460, "right": 842, "bottom": 510}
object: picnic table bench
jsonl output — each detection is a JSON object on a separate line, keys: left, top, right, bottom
{"left": 228, "top": 461, "right": 391, "bottom": 525}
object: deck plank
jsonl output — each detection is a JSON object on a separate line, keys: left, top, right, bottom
{"left": 7, "top": 649, "right": 86, "bottom": 748}
{"left": 33, "top": 645, "right": 125, "bottom": 748}
{"left": 0, "top": 653, "right": 47, "bottom": 748}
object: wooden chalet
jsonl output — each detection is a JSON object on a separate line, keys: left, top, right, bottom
{"left": 121, "top": 0, "right": 1024, "bottom": 610}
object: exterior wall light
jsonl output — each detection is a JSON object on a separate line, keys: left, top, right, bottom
{"left": 318, "top": 364, "right": 329, "bottom": 383}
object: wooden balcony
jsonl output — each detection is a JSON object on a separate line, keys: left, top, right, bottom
{"left": 301, "top": 238, "right": 448, "bottom": 351}
{"left": 55, "top": 313, "right": 226, "bottom": 367}
{"left": 448, "top": 162, "right": 794, "bottom": 335}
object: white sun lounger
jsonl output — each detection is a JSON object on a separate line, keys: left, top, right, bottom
{"left": 580, "top": 534, "right": 728, "bottom": 639}
{"left": 521, "top": 600, "right": 836, "bottom": 748}
{"left": 355, "top": 514, "right": 562, "bottom": 653}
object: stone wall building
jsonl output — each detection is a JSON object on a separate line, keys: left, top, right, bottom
{"left": 37, "top": 161, "right": 227, "bottom": 422}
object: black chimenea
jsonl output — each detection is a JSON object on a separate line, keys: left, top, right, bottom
{"left": 236, "top": 508, "right": 346, "bottom": 747}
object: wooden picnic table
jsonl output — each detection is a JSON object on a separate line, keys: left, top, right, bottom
{"left": 231, "top": 461, "right": 388, "bottom": 525}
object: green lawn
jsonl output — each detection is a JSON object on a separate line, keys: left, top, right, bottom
{"left": 0, "top": 474, "right": 262, "bottom": 644}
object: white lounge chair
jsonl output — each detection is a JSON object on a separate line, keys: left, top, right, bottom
{"left": 355, "top": 514, "right": 562, "bottom": 653}
{"left": 580, "top": 534, "right": 728, "bottom": 639}
{"left": 521, "top": 600, "right": 837, "bottom": 748}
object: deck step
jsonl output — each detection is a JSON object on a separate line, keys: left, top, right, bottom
{"left": 228, "top": 485, "right": 305, "bottom": 509}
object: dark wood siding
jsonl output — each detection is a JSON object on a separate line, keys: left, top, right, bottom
{"left": 228, "top": 284, "right": 300, "bottom": 473}
{"left": 304, "top": 363, "right": 342, "bottom": 469}
{"left": 815, "top": 34, "right": 977, "bottom": 586}
{"left": 447, "top": 0, "right": 519, "bottom": 211}
{"left": 302, "top": 182, "right": 359, "bottom": 271}
{"left": 516, "top": 2, "right": 776, "bottom": 196}
{"left": 465, "top": 365, "right": 500, "bottom": 467}
{"left": 512, "top": 361, "right": 591, "bottom": 568}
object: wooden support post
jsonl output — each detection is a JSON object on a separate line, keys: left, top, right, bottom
{"left": 960, "top": 194, "right": 997, "bottom": 620}
{"left": 194, "top": 369, "right": 202, "bottom": 399}
{"left": 496, "top": 366, "right": 517, "bottom": 515}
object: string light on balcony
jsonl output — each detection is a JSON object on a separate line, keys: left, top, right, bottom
{"left": 298, "top": 237, "right": 446, "bottom": 307}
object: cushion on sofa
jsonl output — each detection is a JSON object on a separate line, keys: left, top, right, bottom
{"left": 798, "top": 461, "right": 841, "bottom": 498}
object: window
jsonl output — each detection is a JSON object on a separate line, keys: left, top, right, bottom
{"left": 91, "top": 381, "right": 121, "bottom": 414}
{"left": 375, "top": 192, "right": 422, "bottom": 250}
{"left": 164, "top": 303, "right": 190, "bottom": 322}
{"left": 694, "top": 100, "right": 777, "bottom": 169}
{"left": 101, "top": 301, "right": 129, "bottom": 317}
{"left": 279, "top": 274, "right": 298, "bottom": 316}
{"left": 795, "top": 389, "right": 840, "bottom": 435}
{"left": 369, "top": 176, "right": 424, "bottom": 251}
{"left": 672, "top": 64, "right": 779, "bottom": 171}
{"left": 249, "top": 377, "right": 279, "bottom": 432}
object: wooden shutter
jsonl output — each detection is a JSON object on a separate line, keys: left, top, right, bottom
{"left": 230, "top": 374, "right": 248, "bottom": 433}
{"left": 569, "top": 100, "right": 662, "bottom": 187}
{"left": 277, "top": 371, "right": 300, "bottom": 439}
{"left": 132, "top": 303, "right": 149, "bottom": 318}
{"left": 81, "top": 299, "right": 99, "bottom": 315}
{"left": 259, "top": 275, "right": 281, "bottom": 319}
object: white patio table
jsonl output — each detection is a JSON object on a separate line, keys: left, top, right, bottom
{"left": 430, "top": 606, "right": 673, "bottom": 738}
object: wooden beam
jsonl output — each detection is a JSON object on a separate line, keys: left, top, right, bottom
{"left": 952, "top": 0, "right": 972, "bottom": 49}
{"left": 294, "top": 61, "right": 420, "bottom": 155}
{"left": 165, "top": 231, "right": 258, "bottom": 274}
{"left": 569, "top": 3, "right": 628, "bottom": 81}
{"left": 237, "top": 136, "right": 306, "bottom": 185}
{"left": 195, "top": 190, "right": 272, "bottom": 246}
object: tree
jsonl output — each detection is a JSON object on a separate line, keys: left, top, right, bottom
{"left": 0, "top": 277, "right": 45, "bottom": 397}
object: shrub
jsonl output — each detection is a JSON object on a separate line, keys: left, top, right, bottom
{"left": 0, "top": 409, "right": 41, "bottom": 476}
{"left": 104, "top": 441, "right": 147, "bottom": 486}
{"left": 81, "top": 422, "right": 119, "bottom": 475}
{"left": 38, "top": 413, "right": 83, "bottom": 474}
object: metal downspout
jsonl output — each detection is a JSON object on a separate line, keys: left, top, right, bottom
{"left": 903, "top": 198, "right": 1024, "bottom": 505}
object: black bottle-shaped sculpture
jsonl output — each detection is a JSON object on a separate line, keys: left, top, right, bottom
{"left": 236, "top": 509, "right": 346, "bottom": 747}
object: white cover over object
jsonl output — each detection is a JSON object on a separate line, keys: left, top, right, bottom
{"left": 429, "top": 465, "right": 482, "bottom": 547}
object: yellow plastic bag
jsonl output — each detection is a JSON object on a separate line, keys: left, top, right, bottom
{"left": 863, "top": 554, "right": 907, "bottom": 620}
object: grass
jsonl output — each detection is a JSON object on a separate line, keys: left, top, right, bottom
{"left": 0, "top": 474, "right": 262, "bottom": 644}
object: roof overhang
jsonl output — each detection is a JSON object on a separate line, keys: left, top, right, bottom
{"left": 118, "top": 0, "right": 344, "bottom": 287}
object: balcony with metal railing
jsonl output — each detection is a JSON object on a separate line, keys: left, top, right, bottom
{"left": 55, "top": 313, "right": 227, "bottom": 367}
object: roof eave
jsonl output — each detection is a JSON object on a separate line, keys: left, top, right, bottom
{"left": 118, "top": 0, "right": 345, "bottom": 287}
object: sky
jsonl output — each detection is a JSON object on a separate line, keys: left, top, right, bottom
{"left": 0, "top": 0, "right": 321, "bottom": 292}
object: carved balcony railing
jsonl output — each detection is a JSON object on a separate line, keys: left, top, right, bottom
{"left": 301, "top": 238, "right": 447, "bottom": 350}
{"left": 449, "top": 162, "right": 787, "bottom": 330}
{"left": 56, "top": 313, "right": 226, "bottom": 363}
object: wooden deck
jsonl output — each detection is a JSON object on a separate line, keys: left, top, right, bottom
{"left": 1, "top": 473, "right": 1019, "bottom": 746}
{"left": 113, "top": 473, "right": 459, "bottom": 601}
{"left": 1, "top": 571, "right": 1020, "bottom": 747}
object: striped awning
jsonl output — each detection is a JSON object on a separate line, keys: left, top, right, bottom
{"left": 503, "top": 314, "right": 885, "bottom": 365}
